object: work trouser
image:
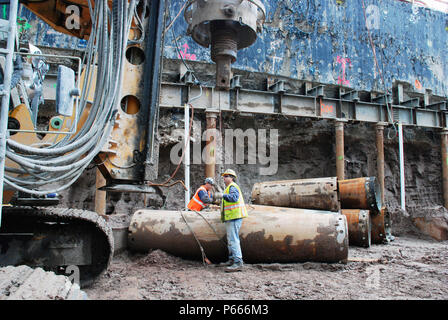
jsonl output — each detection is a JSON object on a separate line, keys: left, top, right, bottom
{"left": 225, "top": 218, "right": 243, "bottom": 264}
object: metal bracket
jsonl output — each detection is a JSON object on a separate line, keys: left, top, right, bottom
{"left": 427, "top": 101, "right": 447, "bottom": 111}
{"left": 180, "top": 70, "right": 195, "bottom": 85}
{"left": 341, "top": 90, "right": 359, "bottom": 102}
{"left": 372, "top": 94, "right": 392, "bottom": 105}
{"left": 306, "top": 85, "right": 325, "bottom": 98}
{"left": 230, "top": 75, "right": 242, "bottom": 89}
{"left": 268, "top": 80, "right": 285, "bottom": 94}
{"left": 401, "top": 98, "right": 420, "bottom": 108}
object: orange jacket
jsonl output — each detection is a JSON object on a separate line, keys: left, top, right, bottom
{"left": 187, "top": 185, "right": 211, "bottom": 211}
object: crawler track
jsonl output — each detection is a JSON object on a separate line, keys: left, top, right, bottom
{"left": 0, "top": 207, "right": 114, "bottom": 287}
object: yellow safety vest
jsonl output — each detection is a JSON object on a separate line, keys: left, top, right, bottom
{"left": 221, "top": 182, "right": 248, "bottom": 222}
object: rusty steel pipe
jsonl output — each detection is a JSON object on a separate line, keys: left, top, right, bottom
{"left": 376, "top": 123, "right": 385, "bottom": 206}
{"left": 371, "top": 207, "right": 392, "bottom": 244}
{"left": 95, "top": 168, "right": 107, "bottom": 216}
{"left": 128, "top": 205, "right": 349, "bottom": 263}
{"left": 338, "top": 177, "right": 382, "bottom": 212}
{"left": 441, "top": 130, "right": 448, "bottom": 209}
{"left": 205, "top": 112, "right": 218, "bottom": 179}
{"left": 341, "top": 209, "right": 371, "bottom": 248}
{"left": 335, "top": 121, "right": 345, "bottom": 180}
{"left": 184, "top": 0, "right": 266, "bottom": 89}
{"left": 251, "top": 177, "right": 340, "bottom": 212}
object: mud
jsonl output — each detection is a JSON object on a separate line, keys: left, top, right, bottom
{"left": 84, "top": 235, "right": 448, "bottom": 300}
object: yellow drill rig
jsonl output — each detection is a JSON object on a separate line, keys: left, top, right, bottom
{"left": 0, "top": 0, "right": 265, "bottom": 290}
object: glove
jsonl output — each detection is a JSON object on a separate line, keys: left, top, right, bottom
{"left": 213, "top": 192, "right": 223, "bottom": 205}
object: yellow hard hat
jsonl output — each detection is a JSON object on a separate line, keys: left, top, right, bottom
{"left": 221, "top": 169, "right": 237, "bottom": 178}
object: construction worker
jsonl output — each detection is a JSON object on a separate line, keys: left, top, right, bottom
{"left": 216, "top": 169, "right": 248, "bottom": 272}
{"left": 187, "top": 177, "right": 214, "bottom": 211}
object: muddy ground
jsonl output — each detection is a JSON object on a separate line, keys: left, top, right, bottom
{"left": 84, "top": 234, "right": 448, "bottom": 300}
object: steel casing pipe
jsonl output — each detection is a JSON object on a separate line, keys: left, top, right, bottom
{"left": 335, "top": 121, "right": 345, "bottom": 180}
{"left": 338, "top": 177, "right": 382, "bottom": 211}
{"left": 371, "top": 207, "right": 392, "bottom": 244}
{"left": 251, "top": 177, "right": 340, "bottom": 212}
{"left": 341, "top": 209, "right": 371, "bottom": 248}
{"left": 128, "top": 205, "right": 349, "bottom": 263}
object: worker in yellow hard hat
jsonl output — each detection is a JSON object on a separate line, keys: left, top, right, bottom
{"left": 215, "top": 168, "right": 248, "bottom": 272}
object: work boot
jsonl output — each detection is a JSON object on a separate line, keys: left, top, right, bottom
{"left": 225, "top": 262, "right": 243, "bottom": 272}
{"left": 218, "top": 260, "right": 234, "bottom": 267}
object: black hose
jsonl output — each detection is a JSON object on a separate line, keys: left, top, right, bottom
{"left": 142, "top": 0, "right": 165, "bottom": 175}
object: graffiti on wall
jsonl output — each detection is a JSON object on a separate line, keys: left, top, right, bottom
{"left": 397, "top": 0, "right": 448, "bottom": 14}
{"left": 5, "top": 0, "right": 446, "bottom": 97}
{"left": 336, "top": 56, "right": 352, "bottom": 87}
{"left": 178, "top": 43, "right": 197, "bottom": 61}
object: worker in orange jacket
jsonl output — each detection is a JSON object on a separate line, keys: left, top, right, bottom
{"left": 187, "top": 177, "right": 215, "bottom": 211}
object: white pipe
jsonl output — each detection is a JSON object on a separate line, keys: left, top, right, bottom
{"left": 184, "top": 103, "right": 190, "bottom": 209}
{"left": 398, "top": 123, "right": 405, "bottom": 210}
{"left": 0, "top": 0, "right": 19, "bottom": 227}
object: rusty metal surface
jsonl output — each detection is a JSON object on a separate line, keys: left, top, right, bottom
{"left": 338, "top": 177, "right": 382, "bottom": 211}
{"left": 205, "top": 112, "right": 218, "bottom": 178}
{"left": 128, "top": 205, "right": 348, "bottom": 263}
{"left": 335, "top": 121, "right": 345, "bottom": 180}
{"left": 371, "top": 207, "right": 392, "bottom": 244}
{"left": 376, "top": 124, "right": 386, "bottom": 206}
{"left": 251, "top": 177, "right": 340, "bottom": 212}
{"left": 341, "top": 209, "right": 371, "bottom": 248}
{"left": 441, "top": 131, "right": 448, "bottom": 209}
{"left": 185, "top": 0, "right": 265, "bottom": 89}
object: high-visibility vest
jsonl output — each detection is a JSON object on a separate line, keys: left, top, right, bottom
{"left": 187, "top": 185, "right": 211, "bottom": 211}
{"left": 221, "top": 182, "right": 248, "bottom": 221}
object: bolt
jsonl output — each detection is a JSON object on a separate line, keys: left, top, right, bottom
{"left": 222, "top": 4, "right": 235, "bottom": 17}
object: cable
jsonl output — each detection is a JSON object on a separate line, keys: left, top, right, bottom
{"left": 179, "top": 209, "right": 212, "bottom": 265}
{"left": 165, "top": 0, "right": 190, "bottom": 33}
{"left": 361, "top": 0, "right": 398, "bottom": 135}
{"left": 192, "top": 208, "right": 228, "bottom": 250}
{"left": 5, "top": 0, "right": 136, "bottom": 195}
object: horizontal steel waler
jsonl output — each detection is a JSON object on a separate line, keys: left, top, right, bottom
{"left": 158, "top": 64, "right": 448, "bottom": 129}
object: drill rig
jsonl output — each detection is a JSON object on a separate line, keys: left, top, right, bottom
{"left": 0, "top": 0, "right": 264, "bottom": 289}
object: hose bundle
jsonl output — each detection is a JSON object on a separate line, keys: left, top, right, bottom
{"left": 4, "top": 0, "right": 137, "bottom": 196}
